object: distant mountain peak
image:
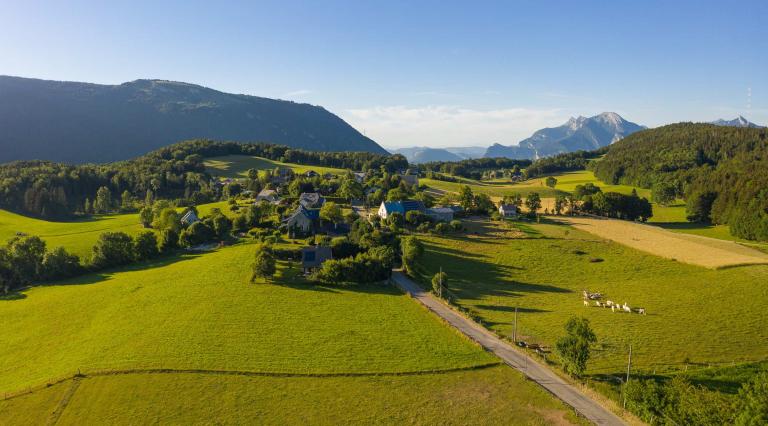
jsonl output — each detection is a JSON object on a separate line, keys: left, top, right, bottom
{"left": 484, "top": 112, "right": 644, "bottom": 160}
{"left": 709, "top": 116, "right": 764, "bottom": 128}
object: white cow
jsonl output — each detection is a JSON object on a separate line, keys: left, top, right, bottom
{"left": 636, "top": 308, "right": 646, "bottom": 315}
{"left": 583, "top": 300, "right": 589, "bottom": 307}
{"left": 622, "top": 303, "right": 631, "bottom": 313}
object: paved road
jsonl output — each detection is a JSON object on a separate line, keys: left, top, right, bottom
{"left": 391, "top": 271, "right": 626, "bottom": 426}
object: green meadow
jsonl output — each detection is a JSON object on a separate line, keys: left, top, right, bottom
{"left": 0, "top": 241, "right": 583, "bottom": 424}
{"left": 0, "top": 367, "right": 585, "bottom": 425}
{"left": 416, "top": 219, "right": 768, "bottom": 377}
{"left": 0, "top": 201, "right": 236, "bottom": 260}
{"left": 0, "top": 209, "right": 143, "bottom": 259}
{"left": 204, "top": 155, "right": 348, "bottom": 178}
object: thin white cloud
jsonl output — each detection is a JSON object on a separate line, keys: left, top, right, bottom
{"left": 282, "top": 89, "right": 313, "bottom": 98}
{"left": 341, "top": 105, "right": 569, "bottom": 149}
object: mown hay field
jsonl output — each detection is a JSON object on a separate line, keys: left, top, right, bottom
{"left": 416, "top": 219, "right": 768, "bottom": 376}
{"left": 0, "top": 240, "right": 583, "bottom": 424}
{"left": 204, "top": 155, "right": 348, "bottom": 178}
{"left": 554, "top": 216, "right": 768, "bottom": 269}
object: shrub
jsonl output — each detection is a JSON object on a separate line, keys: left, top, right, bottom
{"left": 41, "top": 247, "right": 82, "bottom": 280}
{"left": 449, "top": 220, "right": 463, "bottom": 231}
{"left": 91, "top": 232, "right": 134, "bottom": 269}
{"left": 133, "top": 231, "right": 159, "bottom": 261}
{"left": 178, "top": 222, "right": 215, "bottom": 247}
{"left": 555, "top": 316, "right": 596, "bottom": 378}
{"left": 158, "top": 229, "right": 179, "bottom": 253}
{"left": 251, "top": 244, "right": 276, "bottom": 282}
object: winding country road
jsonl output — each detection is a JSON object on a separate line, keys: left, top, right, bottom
{"left": 391, "top": 271, "right": 626, "bottom": 426}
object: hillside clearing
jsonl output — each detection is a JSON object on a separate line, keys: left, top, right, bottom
{"left": 554, "top": 216, "right": 768, "bottom": 269}
{"left": 204, "top": 155, "right": 348, "bottom": 178}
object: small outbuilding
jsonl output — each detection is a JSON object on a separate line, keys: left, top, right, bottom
{"left": 426, "top": 207, "right": 454, "bottom": 222}
{"left": 180, "top": 209, "right": 200, "bottom": 226}
{"left": 301, "top": 246, "right": 333, "bottom": 274}
{"left": 499, "top": 204, "right": 518, "bottom": 218}
{"left": 256, "top": 189, "right": 280, "bottom": 203}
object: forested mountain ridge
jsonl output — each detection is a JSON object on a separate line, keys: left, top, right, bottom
{"left": 484, "top": 112, "right": 644, "bottom": 159}
{"left": 0, "top": 76, "right": 386, "bottom": 164}
{"left": 592, "top": 123, "right": 768, "bottom": 240}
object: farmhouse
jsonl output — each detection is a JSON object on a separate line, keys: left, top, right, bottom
{"left": 426, "top": 207, "right": 454, "bottom": 222}
{"left": 498, "top": 204, "right": 518, "bottom": 218}
{"left": 256, "top": 189, "right": 279, "bottom": 203}
{"left": 378, "top": 200, "right": 426, "bottom": 220}
{"left": 180, "top": 209, "right": 200, "bottom": 226}
{"left": 305, "top": 170, "right": 319, "bottom": 177}
{"left": 301, "top": 246, "right": 333, "bottom": 274}
{"left": 299, "top": 192, "right": 325, "bottom": 209}
{"left": 284, "top": 205, "right": 320, "bottom": 235}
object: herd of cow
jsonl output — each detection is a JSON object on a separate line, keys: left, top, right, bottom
{"left": 582, "top": 290, "right": 646, "bottom": 315}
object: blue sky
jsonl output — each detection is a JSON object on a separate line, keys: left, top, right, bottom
{"left": 1, "top": 0, "right": 766, "bottom": 148}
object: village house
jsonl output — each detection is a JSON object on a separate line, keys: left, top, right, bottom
{"left": 304, "top": 170, "right": 319, "bottom": 178}
{"left": 301, "top": 246, "right": 333, "bottom": 274}
{"left": 426, "top": 207, "right": 454, "bottom": 222}
{"left": 353, "top": 172, "right": 367, "bottom": 183}
{"left": 180, "top": 209, "right": 200, "bottom": 226}
{"left": 256, "top": 189, "right": 280, "bottom": 203}
{"left": 499, "top": 204, "right": 518, "bottom": 218}
{"left": 284, "top": 205, "right": 320, "bottom": 235}
{"left": 298, "top": 192, "right": 325, "bottom": 209}
{"left": 378, "top": 200, "right": 426, "bottom": 220}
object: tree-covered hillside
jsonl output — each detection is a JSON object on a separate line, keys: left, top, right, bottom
{"left": 0, "top": 76, "right": 387, "bottom": 163}
{"left": 592, "top": 123, "right": 768, "bottom": 240}
{"left": 0, "top": 140, "right": 406, "bottom": 219}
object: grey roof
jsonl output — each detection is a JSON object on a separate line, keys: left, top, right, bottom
{"left": 499, "top": 204, "right": 517, "bottom": 211}
{"left": 301, "top": 246, "right": 333, "bottom": 268}
{"left": 299, "top": 192, "right": 324, "bottom": 208}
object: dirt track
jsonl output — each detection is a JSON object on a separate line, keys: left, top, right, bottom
{"left": 553, "top": 216, "right": 768, "bottom": 269}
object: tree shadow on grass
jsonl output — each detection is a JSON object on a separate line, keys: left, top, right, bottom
{"left": 420, "top": 241, "right": 572, "bottom": 305}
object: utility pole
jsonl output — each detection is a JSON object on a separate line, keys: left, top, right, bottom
{"left": 438, "top": 266, "right": 443, "bottom": 299}
{"left": 623, "top": 343, "right": 632, "bottom": 409}
{"left": 513, "top": 306, "right": 518, "bottom": 343}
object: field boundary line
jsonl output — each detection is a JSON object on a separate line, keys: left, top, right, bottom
{"left": 0, "top": 362, "right": 503, "bottom": 402}
{"left": 45, "top": 377, "right": 81, "bottom": 426}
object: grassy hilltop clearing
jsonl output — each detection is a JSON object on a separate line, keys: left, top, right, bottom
{"left": 415, "top": 219, "right": 768, "bottom": 376}
{"left": 204, "top": 155, "right": 349, "bottom": 178}
{"left": 0, "top": 241, "right": 583, "bottom": 424}
{"left": 0, "top": 201, "right": 234, "bottom": 260}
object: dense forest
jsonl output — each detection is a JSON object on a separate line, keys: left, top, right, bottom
{"left": 592, "top": 123, "right": 768, "bottom": 240}
{"left": 525, "top": 148, "right": 607, "bottom": 177}
{"left": 0, "top": 140, "right": 406, "bottom": 219}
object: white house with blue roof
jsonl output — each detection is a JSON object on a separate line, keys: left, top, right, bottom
{"left": 377, "top": 200, "right": 426, "bottom": 220}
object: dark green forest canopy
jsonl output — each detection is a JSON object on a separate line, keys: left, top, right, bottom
{"left": 592, "top": 123, "right": 768, "bottom": 240}
{"left": 0, "top": 140, "right": 406, "bottom": 219}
